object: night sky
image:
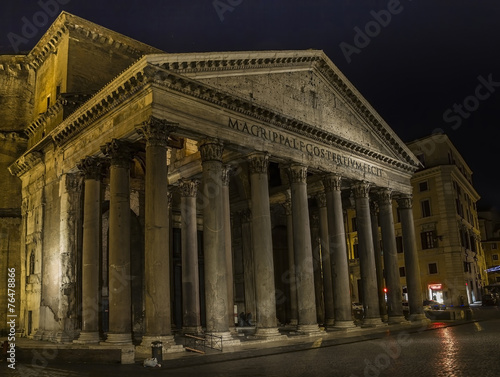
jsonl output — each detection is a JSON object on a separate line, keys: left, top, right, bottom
{"left": 1, "top": 0, "right": 499, "bottom": 209}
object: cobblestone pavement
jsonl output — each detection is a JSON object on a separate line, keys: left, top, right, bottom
{"left": 2, "top": 306, "right": 500, "bottom": 377}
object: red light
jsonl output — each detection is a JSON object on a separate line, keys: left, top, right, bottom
{"left": 383, "top": 288, "right": 388, "bottom": 293}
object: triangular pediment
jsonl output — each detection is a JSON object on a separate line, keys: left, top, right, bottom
{"left": 146, "top": 51, "right": 419, "bottom": 169}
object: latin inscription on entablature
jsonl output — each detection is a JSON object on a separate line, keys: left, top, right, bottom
{"left": 228, "top": 118, "right": 383, "bottom": 178}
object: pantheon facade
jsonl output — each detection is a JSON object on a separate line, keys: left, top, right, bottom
{"left": 1, "top": 13, "right": 428, "bottom": 351}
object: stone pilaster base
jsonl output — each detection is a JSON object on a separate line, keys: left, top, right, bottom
{"left": 73, "top": 331, "right": 100, "bottom": 344}
{"left": 297, "top": 324, "right": 322, "bottom": 336}
{"left": 361, "top": 317, "right": 387, "bottom": 328}
{"left": 103, "top": 333, "right": 132, "bottom": 344}
{"left": 388, "top": 316, "right": 409, "bottom": 325}
{"left": 289, "top": 319, "right": 298, "bottom": 326}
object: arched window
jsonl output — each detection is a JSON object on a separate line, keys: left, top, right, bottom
{"left": 29, "top": 251, "right": 35, "bottom": 275}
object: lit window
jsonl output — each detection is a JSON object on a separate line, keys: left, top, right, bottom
{"left": 492, "top": 243, "right": 497, "bottom": 250}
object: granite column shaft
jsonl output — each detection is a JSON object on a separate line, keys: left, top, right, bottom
{"left": 353, "top": 182, "right": 383, "bottom": 326}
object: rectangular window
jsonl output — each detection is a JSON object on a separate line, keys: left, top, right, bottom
{"left": 493, "top": 254, "right": 499, "bottom": 261}
{"left": 492, "top": 243, "right": 497, "bottom": 250}
{"left": 396, "top": 236, "right": 404, "bottom": 253}
{"left": 353, "top": 243, "right": 359, "bottom": 259}
{"left": 396, "top": 208, "right": 401, "bottom": 223}
{"left": 46, "top": 95, "right": 51, "bottom": 110}
{"left": 428, "top": 263, "right": 438, "bottom": 274}
{"left": 399, "top": 267, "right": 406, "bottom": 277}
{"left": 419, "top": 181, "right": 429, "bottom": 192}
{"left": 28, "top": 311, "right": 33, "bottom": 336}
{"left": 421, "top": 231, "right": 435, "bottom": 250}
{"left": 351, "top": 217, "right": 357, "bottom": 232}
{"left": 421, "top": 200, "right": 431, "bottom": 218}
{"left": 496, "top": 277, "right": 500, "bottom": 283}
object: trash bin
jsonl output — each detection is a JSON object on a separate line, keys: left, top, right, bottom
{"left": 151, "top": 341, "right": 163, "bottom": 364}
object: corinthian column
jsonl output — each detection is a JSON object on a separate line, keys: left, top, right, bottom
{"left": 397, "top": 194, "right": 427, "bottom": 322}
{"left": 248, "top": 153, "right": 280, "bottom": 338}
{"left": 101, "top": 139, "right": 134, "bottom": 344}
{"left": 222, "top": 165, "right": 235, "bottom": 330}
{"left": 369, "top": 201, "right": 388, "bottom": 322}
{"left": 179, "top": 179, "right": 202, "bottom": 334}
{"left": 74, "top": 157, "right": 106, "bottom": 344}
{"left": 378, "top": 189, "right": 406, "bottom": 324}
{"left": 135, "top": 118, "right": 178, "bottom": 350}
{"left": 199, "top": 139, "right": 237, "bottom": 342}
{"left": 352, "top": 182, "right": 384, "bottom": 327}
{"left": 323, "top": 175, "right": 355, "bottom": 329}
{"left": 317, "top": 193, "right": 335, "bottom": 328}
{"left": 289, "top": 164, "right": 320, "bottom": 335}
{"left": 283, "top": 198, "right": 298, "bottom": 326}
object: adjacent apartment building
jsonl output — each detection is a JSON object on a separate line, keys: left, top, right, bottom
{"left": 347, "top": 133, "right": 487, "bottom": 308}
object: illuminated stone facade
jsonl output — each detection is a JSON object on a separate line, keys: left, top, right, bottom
{"left": 2, "top": 12, "right": 428, "bottom": 353}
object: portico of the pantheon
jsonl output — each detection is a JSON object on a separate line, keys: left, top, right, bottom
{"left": 7, "top": 13, "right": 427, "bottom": 356}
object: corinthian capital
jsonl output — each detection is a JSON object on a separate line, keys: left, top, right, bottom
{"left": 100, "top": 139, "right": 135, "bottom": 168}
{"left": 316, "top": 193, "right": 327, "bottom": 208}
{"left": 248, "top": 153, "right": 269, "bottom": 174}
{"left": 221, "top": 165, "right": 234, "bottom": 186}
{"left": 136, "top": 117, "right": 178, "bottom": 147}
{"left": 199, "top": 139, "right": 224, "bottom": 162}
{"left": 178, "top": 179, "right": 199, "bottom": 197}
{"left": 288, "top": 164, "right": 307, "bottom": 184}
{"left": 77, "top": 157, "right": 108, "bottom": 180}
{"left": 377, "top": 188, "right": 393, "bottom": 207}
{"left": 352, "top": 181, "right": 371, "bottom": 199}
{"left": 397, "top": 194, "right": 413, "bottom": 209}
{"left": 322, "top": 174, "right": 342, "bottom": 192}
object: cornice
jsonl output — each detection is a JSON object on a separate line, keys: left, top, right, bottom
{"left": 147, "top": 64, "right": 417, "bottom": 173}
{"left": 0, "top": 131, "right": 28, "bottom": 142}
{"left": 27, "top": 12, "right": 162, "bottom": 71}
{"left": 17, "top": 53, "right": 418, "bottom": 175}
{"left": 148, "top": 51, "right": 419, "bottom": 170}
{"left": 8, "top": 151, "right": 43, "bottom": 177}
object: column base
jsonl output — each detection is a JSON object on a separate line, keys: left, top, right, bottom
{"left": 73, "top": 331, "right": 100, "bottom": 344}
{"left": 361, "top": 317, "right": 387, "bottom": 328}
{"left": 253, "top": 327, "right": 284, "bottom": 340}
{"left": 388, "top": 315, "right": 409, "bottom": 325}
{"left": 206, "top": 331, "right": 241, "bottom": 346}
{"left": 103, "top": 333, "right": 132, "bottom": 344}
{"left": 332, "top": 320, "right": 358, "bottom": 331}
{"left": 297, "top": 324, "right": 323, "bottom": 336}
{"left": 182, "top": 326, "right": 203, "bottom": 335}
{"left": 289, "top": 318, "right": 298, "bottom": 326}
{"left": 410, "top": 313, "right": 431, "bottom": 324}
{"left": 324, "top": 318, "right": 335, "bottom": 329}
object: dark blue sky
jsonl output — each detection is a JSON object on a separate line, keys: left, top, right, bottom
{"left": 1, "top": 0, "right": 499, "bottom": 208}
